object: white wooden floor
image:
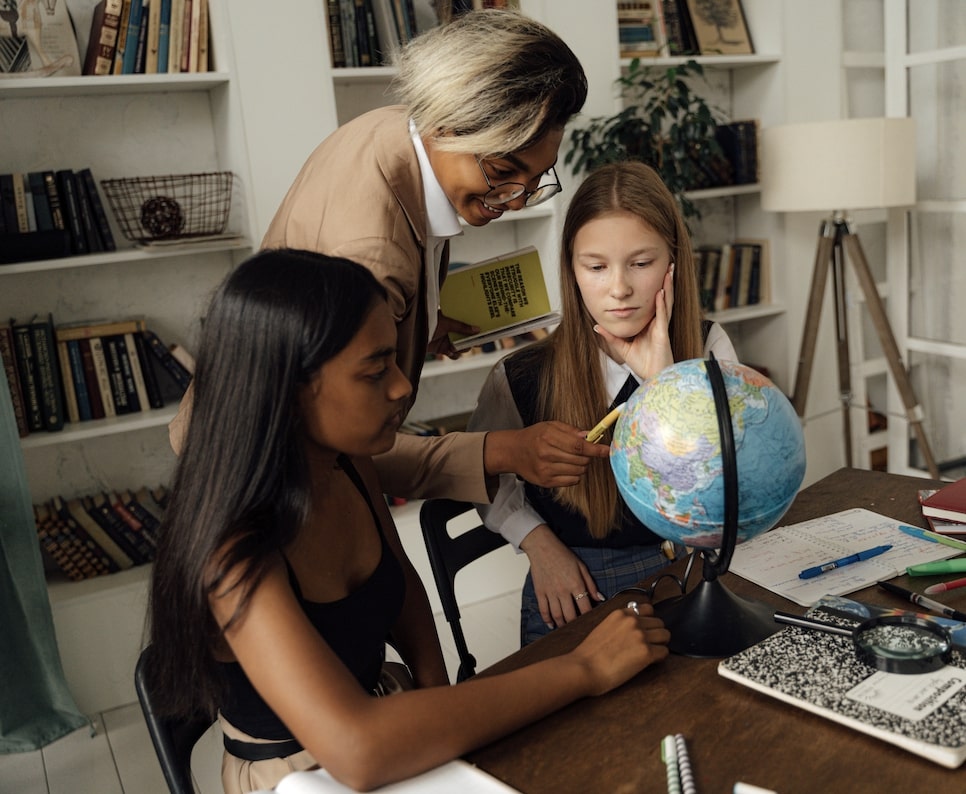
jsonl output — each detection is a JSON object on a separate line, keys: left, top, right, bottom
{"left": 0, "top": 592, "right": 523, "bottom": 794}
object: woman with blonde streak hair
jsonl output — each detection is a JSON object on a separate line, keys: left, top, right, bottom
{"left": 469, "top": 161, "right": 739, "bottom": 645}
{"left": 169, "top": 10, "right": 612, "bottom": 505}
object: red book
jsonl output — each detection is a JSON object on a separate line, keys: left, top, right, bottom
{"left": 921, "top": 478, "right": 966, "bottom": 524}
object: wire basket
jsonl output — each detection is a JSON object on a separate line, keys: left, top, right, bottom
{"left": 99, "top": 172, "right": 235, "bottom": 244}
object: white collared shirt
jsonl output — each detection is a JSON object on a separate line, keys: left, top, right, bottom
{"left": 409, "top": 120, "right": 463, "bottom": 340}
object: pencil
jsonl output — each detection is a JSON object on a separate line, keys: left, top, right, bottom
{"left": 585, "top": 403, "right": 625, "bottom": 443}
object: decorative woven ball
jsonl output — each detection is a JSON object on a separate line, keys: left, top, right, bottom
{"left": 140, "top": 196, "right": 185, "bottom": 238}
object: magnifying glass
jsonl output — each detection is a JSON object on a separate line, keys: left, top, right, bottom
{"left": 774, "top": 611, "right": 953, "bottom": 674}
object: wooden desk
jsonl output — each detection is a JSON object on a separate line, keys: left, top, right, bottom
{"left": 467, "top": 468, "right": 966, "bottom": 794}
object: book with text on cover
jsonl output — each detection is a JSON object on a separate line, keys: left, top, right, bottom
{"left": 718, "top": 598, "right": 966, "bottom": 768}
{"left": 440, "top": 246, "right": 559, "bottom": 352}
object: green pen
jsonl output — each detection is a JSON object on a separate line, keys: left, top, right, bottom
{"left": 907, "top": 558, "right": 966, "bottom": 576}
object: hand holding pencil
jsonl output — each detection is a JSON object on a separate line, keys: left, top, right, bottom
{"left": 586, "top": 403, "right": 625, "bottom": 443}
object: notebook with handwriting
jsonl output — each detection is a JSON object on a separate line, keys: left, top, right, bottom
{"left": 728, "top": 508, "right": 961, "bottom": 606}
{"left": 718, "top": 604, "right": 966, "bottom": 768}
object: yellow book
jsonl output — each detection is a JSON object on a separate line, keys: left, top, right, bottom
{"left": 440, "top": 245, "right": 559, "bottom": 351}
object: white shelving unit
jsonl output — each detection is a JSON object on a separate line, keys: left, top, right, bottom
{"left": 0, "top": 0, "right": 255, "bottom": 714}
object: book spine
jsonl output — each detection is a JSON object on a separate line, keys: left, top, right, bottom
{"left": 167, "top": 0, "right": 183, "bottom": 72}
{"left": 88, "top": 336, "right": 117, "bottom": 417}
{"left": 141, "top": 329, "right": 192, "bottom": 390}
{"left": 11, "top": 172, "right": 30, "bottom": 232}
{"left": 56, "top": 339, "right": 81, "bottom": 424}
{"left": 156, "top": 0, "right": 171, "bottom": 72}
{"left": 77, "top": 338, "right": 106, "bottom": 419}
{"left": 66, "top": 339, "right": 94, "bottom": 421}
{"left": 145, "top": 0, "right": 162, "bottom": 72}
{"left": 178, "top": 0, "right": 192, "bottom": 72}
{"left": 102, "top": 335, "right": 132, "bottom": 414}
{"left": 134, "top": 0, "right": 151, "bottom": 73}
{"left": 132, "top": 329, "right": 164, "bottom": 408}
{"left": 121, "top": 0, "right": 145, "bottom": 73}
{"left": 73, "top": 170, "right": 104, "bottom": 253}
{"left": 110, "top": 334, "right": 141, "bottom": 412}
{"left": 78, "top": 168, "right": 117, "bottom": 251}
{"left": 28, "top": 171, "right": 54, "bottom": 231}
{"left": 84, "top": 0, "right": 125, "bottom": 75}
{"left": 12, "top": 323, "right": 44, "bottom": 432}
{"left": 0, "top": 174, "right": 18, "bottom": 234}
{"left": 55, "top": 170, "right": 88, "bottom": 255}
{"left": 123, "top": 332, "right": 152, "bottom": 410}
{"left": 113, "top": 0, "right": 133, "bottom": 74}
{"left": 327, "top": 0, "right": 346, "bottom": 67}
{"left": 41, "top": 171, "right": 66, "bottom": 231}
{"left": 41, "top": 503, "right": 109, "bottom": 578}
{"left": 0, "top": 324, "right": 29, "bottom": 437}
{"left": 30, "top": 315, "right": 66, "bottom": 431}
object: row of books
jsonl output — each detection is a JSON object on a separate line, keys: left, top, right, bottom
{"left": 696, "top": 239, "right": 771, "bottom": 314}
{"left": 35, "top": 486, "right": 169, "bottom": 582}
{"left": 327, "top": 0, "right": 516, "bottom": 68}
{"left": 618, "top": 1, "right": 754, "bottom": 59}
{"left": 424, "top": 326, "right": 551, "bottom": 364}
{"left": 0, "top": 168, "right": 116, "bottom": 265}
{"left": 0, "top": 316, "right": 192, "bottom": 438}
{"left": 80, "top": 0, "right": 209, "bottom": 77}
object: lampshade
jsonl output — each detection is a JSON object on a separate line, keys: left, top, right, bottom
{"left": 760, "top": 117, "right": 916, "bottom": 213}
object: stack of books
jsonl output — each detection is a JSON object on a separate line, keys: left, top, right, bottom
{"left": 78, "top": 0, "right": 211, "bottom": 76}
{"left": 35, "top": 486, "right": 169, "bottom": 581}
{"left": 0, "top": 168, "right": 114, "bottom": 264}
{"left": 0, "top": 316, "right": 192, "bottom": 438}
{"left": 920, "top": 481, "right": 966, "bottom": 535}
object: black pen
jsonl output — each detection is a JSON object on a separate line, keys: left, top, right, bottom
{"left": 878, "top": 580, "right": 966, "bottom": 622}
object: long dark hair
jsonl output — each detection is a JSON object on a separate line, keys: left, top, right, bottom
{"left": 146, "top": 248, "right": 387, "bottom": 718}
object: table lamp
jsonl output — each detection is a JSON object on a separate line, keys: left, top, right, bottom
{"left": 759, "top": 117, "right": 938, "bottom": 477}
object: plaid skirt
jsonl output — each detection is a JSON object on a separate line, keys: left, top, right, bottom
{"left": 520, "top": 543, "right": 679, "bottom": 646}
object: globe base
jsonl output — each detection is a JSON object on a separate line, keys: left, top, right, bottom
{"left": 654, "top": 577, "right": 779, "bottom": 658}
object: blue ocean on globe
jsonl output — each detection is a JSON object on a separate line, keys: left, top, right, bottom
{"left": 610, "top": 358, "right": 806, "bottom": 549}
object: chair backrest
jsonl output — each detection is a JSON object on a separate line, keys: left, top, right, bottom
{"left": 135, "top": 645, "right": 213, "bottom": 794}
{"left": 419, "top": 498, "right": 509, "bottom": 682}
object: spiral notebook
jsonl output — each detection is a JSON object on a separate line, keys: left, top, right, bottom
{"left": 718, "top": 601, "right": 966, "bottom": 768}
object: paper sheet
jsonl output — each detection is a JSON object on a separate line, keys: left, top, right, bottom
{"left": 729, "top": 508, "right": 961, "bottom": 606}
{"left": 272, "top": 760, "right": 520, "bottom": 794}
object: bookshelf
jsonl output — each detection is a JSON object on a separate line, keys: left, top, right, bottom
{"left": 0, "top": 0, "right": 255, "bottom": 713}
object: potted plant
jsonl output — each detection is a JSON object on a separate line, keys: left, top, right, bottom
{"left": 564, "top": 59, "right": 732, "bottom": 220}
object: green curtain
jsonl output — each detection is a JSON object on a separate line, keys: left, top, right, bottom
{"left": 0, "top": 363, "right": 87, "bottom": 752}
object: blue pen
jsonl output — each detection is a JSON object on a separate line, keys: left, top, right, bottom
{"left": 798, "top": 544, "right": 892, "bottom": 580}
{"left": 899, "top": 524, "right": 966, "bottom": 552}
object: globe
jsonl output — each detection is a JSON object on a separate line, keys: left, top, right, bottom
{"left": 610, "top": 358, "right": 806, "bottom": 551}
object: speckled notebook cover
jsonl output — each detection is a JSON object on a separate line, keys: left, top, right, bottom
{"left": 718, "top": 606, "right": 966, "bottom": 768}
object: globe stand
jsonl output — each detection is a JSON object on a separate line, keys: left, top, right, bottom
{"left": 653, "top": 354, "right": 782, "bottom": 658}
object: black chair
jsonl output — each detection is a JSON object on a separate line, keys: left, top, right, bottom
{"left": 419, "top": 498, "right": 510, "bottom": 682}
{"left": 135, "top": 645, "right": 213, "bottom": 794}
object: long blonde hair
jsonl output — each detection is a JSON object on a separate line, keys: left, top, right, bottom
{"left": 541, "top": 161, "right": 705, "bottom": 537}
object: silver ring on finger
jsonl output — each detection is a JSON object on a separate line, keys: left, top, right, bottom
{"left": 573, "top": 591, "right": 589, "bottom": 601}
{"left": 626, "top": 600, "right": 640, "bottom": 616}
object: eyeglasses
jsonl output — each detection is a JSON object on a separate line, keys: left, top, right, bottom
{"left": 476, "top": 158, "right": 562, "bottom": 208}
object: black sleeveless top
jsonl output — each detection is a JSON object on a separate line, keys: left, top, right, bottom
{"left": 502, "top": 322, "right": 712, "bottom": 550}
{"left": 218, "top": 456, "right": 406, "bottom": 740}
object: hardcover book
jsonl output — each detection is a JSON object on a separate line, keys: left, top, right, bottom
{"left": 440, "top": 246, "right": 560, "bottom": 351}
{"left": 719, "top": 600, "right": 966, "bottom": 768}
{"left": 0, "top": 322, "right": 29, "bottom": 437}
{"left": 30, "top": 314, "right": 66, "bottom": 431}
{"left": 11, "top": 322, "right": 44, "bottom": 432}
{"left": 921, "top": 478, "right": 966, "bottom": 524}
{"left": 83, "top": 0, "right": 125, "bottom": 75}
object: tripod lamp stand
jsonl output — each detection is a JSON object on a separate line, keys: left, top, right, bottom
{"left": 760, "top": 117, "right": 939, "bottom": 478}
